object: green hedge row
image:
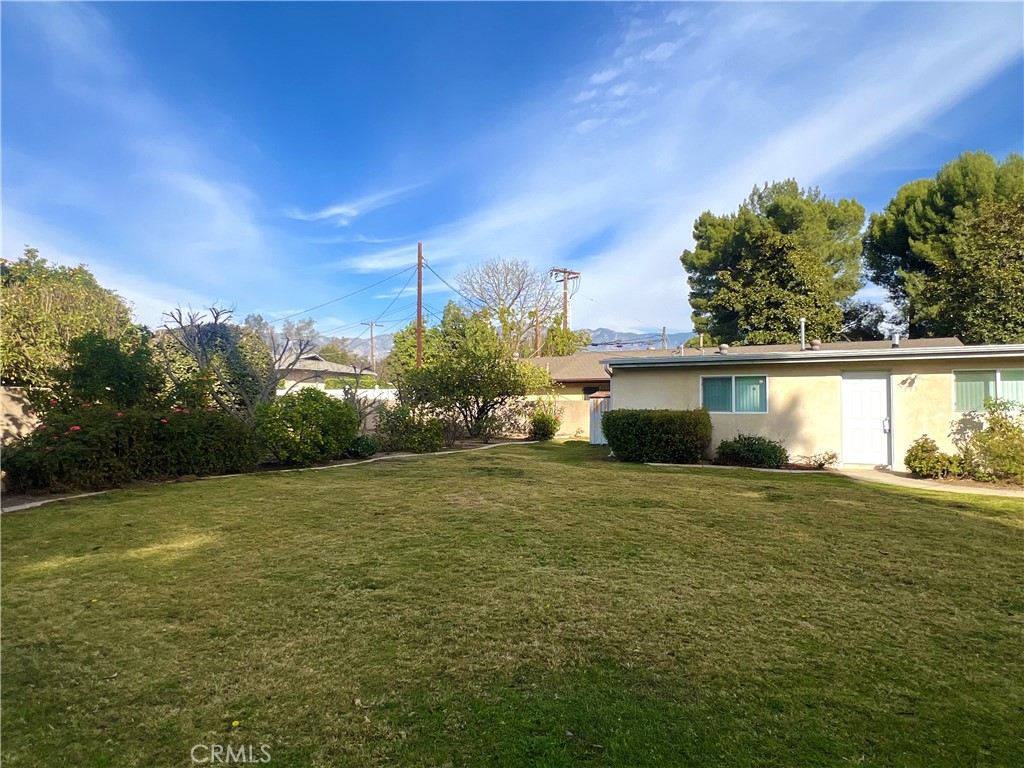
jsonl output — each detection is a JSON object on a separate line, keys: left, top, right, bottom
{"left": 3, "top": 405, "right": 262, "bottom": 492}
{"left": 601, "top": 408, "right": 712, "bottom": 463}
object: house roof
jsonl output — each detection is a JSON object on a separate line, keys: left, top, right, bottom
{"left": 279, "top": 354, "right": 376, "bottom": 377}
{"left": 526, "top": 349, "right": 678, "bottom": 382}
{"left": 603, "top": 339, "right": 1024, "bottom": 370}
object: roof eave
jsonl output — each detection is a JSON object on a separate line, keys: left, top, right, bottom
{"left": 602, "top": 345, "right": 1024, "bottom": 368}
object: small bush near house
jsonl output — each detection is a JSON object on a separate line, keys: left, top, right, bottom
{"left": 529, "top": 411, "right": 560, "bottom": 441}
{"left": 347, "top": 434, "right": 379, "bottom": 459}
{"left": 602, "top": 408, "right": 712, "bottom": 464}
{"left": 2, "top": 405, "right": 261, "bottom": 492}
{"left": 255, "top": 388, "right": 358, "bottom": 467}
{"left": 715, "top": 434, "right": 789, "bottom": 469}
{"left": 374, "top": 403, "right": 445, "bottom": 454}
{"left": 799, "top": 450, "right": 839, "bottom": 469}
{"left": 904, "top": 436, "right": 964, "bottom": 479}
{"left": 961, "top": 399, "right": 1024, "bottom": 484}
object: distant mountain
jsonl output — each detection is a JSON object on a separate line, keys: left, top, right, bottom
{"left": 323, "top": 328, "right": 695, "bottom": 362}
{"left": 584, "top": 328, "right": 696, "bottom": 351}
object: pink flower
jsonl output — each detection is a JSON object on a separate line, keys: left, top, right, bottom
{"left": 116, "top": 412, "right": 123, "bottom": 417}
{"left": 70, "top": 425, "right": 81, "bottom": 431}
{"left": 50, "top": 399, "right": 58, "bottom": 405}
{"left": 37, "top": 423, "right": 47, "bottom": 430}
{"left": 172, "top": 408, "right": 181, "bottom": 413}
{"left": 160, "top": 418, "right": 168, "bottom": 423}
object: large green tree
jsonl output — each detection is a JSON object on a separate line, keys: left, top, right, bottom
{"left": 539, "top": 316, "right": 591, "bottom": 356}
{"left": 706, "top": 230, "right": 844, "bottom": 344}
{"left": 680, "top": 180, "right": 864, "bottom": 344}
{"left": 1, "top": 247, "right": 136, "bottom": 390}
{"left": 917, "top": 194, "right": 1024, "bottom": 344}
{"left": 863, "top": 151, "right": 1024, "bottom": 336}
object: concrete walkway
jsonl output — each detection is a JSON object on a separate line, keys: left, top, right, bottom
{"left": 837, "top": 468, "right": 1023, "bottom": 499}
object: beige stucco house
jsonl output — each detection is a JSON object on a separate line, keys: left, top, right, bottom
{"left": 604, "top": 338, "right": 1024, "bottom": 471}
{"left": 528, "top": 349, "right": 677, "bottom": 438}
{"left": 278, "top": 354, "right": 376, "bottom": 390}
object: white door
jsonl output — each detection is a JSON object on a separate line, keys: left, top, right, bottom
{"left": 841, "top": 372, "right": 891, "bottom": 466}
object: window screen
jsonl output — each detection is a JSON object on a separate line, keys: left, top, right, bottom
{"left": 702, "top": 377, "right": 733, "bottom": 412}
{"left": 734, "top": 376, "right": 767, "bottom": 413}
{"left": 1000, "top": 368, "right": 1024, "bottom": 407}
{"left": 954, "top": 370, "right": 996, "bottom": 412}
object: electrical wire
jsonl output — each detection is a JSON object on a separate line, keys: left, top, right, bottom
{"left": 423, "top": 262, "right": 486, "bottom": 310}
{"left": 270, "top": 265, "right": 416, "bottom": 324}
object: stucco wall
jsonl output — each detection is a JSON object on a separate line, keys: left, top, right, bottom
{"left": 1, "top": 386, "right": 38, "bottom": 444}
{"left": 609, "top": 357, "right": 1022, "bottom": 471}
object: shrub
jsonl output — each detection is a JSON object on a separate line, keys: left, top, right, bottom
{"left": 904, "top": 436, "right": 964, "bottom": 479}
{"left": 959, "top": 400, "right": 1024, "bottom": 484}
{"left": 347, "top": 434, "right": 379, "bottom": 459}
{"left": 601, "top": 408, "right": 712, "bottom": 464}
{"left": 529, "top": 411, "right": 560, "bottom": 441}
{"left": 715, "top": 434, "right": 789, "bottom": 469}
{"left": 799, "top": 450, "right": 839, "bottom": 469}
{"left": 255, "top": 389, "right": 358, "bottom": 467}
{"left": 2, "top": 405, "right": 261, "bottom": 492}
{"left": 374, "top": 404, "right": 445, "bottom": 453}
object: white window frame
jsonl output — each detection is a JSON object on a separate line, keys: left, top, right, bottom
{"left": 952, "top": 368, "right": 1024, "bottom": 412}
{"left": 699, "top": 374, "right": 769, "bottom": 414}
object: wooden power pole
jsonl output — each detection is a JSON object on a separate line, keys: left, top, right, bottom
{"left": 362, "top": 322, "right": 380, "bottom": 373}
{"left": 549, "top": 268, "right": 580, "bottom": 331}
{"left": 534, "top": 301, "right": 541, "bottom": 356}
{"left": 416, "top": 242, "right": 423, "bottom": 368}
{"left": 662, "top": 326, "right": 668, "bottom": 350}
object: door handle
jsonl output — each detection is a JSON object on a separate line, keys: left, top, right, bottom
{"left": 882, "top": 418, "right": 891, "bottom": 433}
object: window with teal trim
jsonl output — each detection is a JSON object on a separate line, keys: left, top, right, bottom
{"left": 734, "top": 376, "right": 768, "bottom": 413}
{"left": 701, "top": 377, "right": 733, "bottom": 412}
{"left": 954, "top": 370, "right": 996, "bottom": 412}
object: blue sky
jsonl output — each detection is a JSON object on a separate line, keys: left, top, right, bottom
{"left": 3, "top": 2, "right": 1022, "bottom": 340}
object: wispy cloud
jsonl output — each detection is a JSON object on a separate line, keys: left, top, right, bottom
{"left": 286, "top": 184, "right": 423, "bottom": 227}
{"left": 348, "top": 3, "right": 1022, "bottom": 334}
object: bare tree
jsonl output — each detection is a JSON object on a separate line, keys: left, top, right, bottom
{"left": 159, "top": 307, "right": 318, "bottom": 421}
{"left": 456, "top": 258, "right": 561, "bottom": 356}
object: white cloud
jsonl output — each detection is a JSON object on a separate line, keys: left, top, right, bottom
{"left": 573, "top": 89, "right": 599, "bottom": 103}
{"left": 575, "top": 118, "right": 607, "bottom": 134}
{"left": 286, "top": 184, "right": 423, "bottom": 227}
{"left": 643, "top": 42, "right": 681, "bottom": 63}
{"left": 589, "top": 68, "right": 620, "bottom": 84}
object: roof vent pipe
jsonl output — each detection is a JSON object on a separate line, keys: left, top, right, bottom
{"left": 799, "top": 317, "right": 806, "bottom": 351}
{"left": 718, "top": 343, "right": 729, "bottom": 354}
{"left": 892, "top": 332, "right": 901, "bottom": 348}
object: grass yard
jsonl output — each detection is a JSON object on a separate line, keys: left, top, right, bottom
{"left": 2, "top": 442, "right": 1023, "bottom": 767}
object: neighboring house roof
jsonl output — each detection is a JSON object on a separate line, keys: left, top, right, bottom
{"left": 604, "top": 339, "right": 1024, "bottom": 370}
{"left": 279, "top": 354, "right": 376, "bottom": 377}
{"left": 527, "top": 349, "right": 678, "bottom": 382}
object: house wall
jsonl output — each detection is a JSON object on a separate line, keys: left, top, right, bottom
{"left": 1, "top": 386, "right": 37, "bottom": 444}
{"left": 610, "top": 357, "right": 1019, "bottom": 471}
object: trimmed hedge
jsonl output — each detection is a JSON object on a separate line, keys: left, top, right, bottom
{"left": 374, "top": 404, "right": 445, "bottom": 454}
{"left": 529, "top": 411, "right": 560, "bottom": 441}
{"left": 602, "top": 408, "right": 712, "bottom": 463}
{"left": 2, "top": 405, "right": 261, "bottom": 492}
{"left": 715, "top": 434, "right": 789, "bottom": 469}
{"left": 904, "top": 436, "right": 963, "bottom": 479}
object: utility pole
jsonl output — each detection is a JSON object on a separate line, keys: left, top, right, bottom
{"left": 534, "top": 301, "right": 541, "bottom": 356}
{"left": 549, "top": 268, "right": 580, "bottom": 331}
{"left": 416, "top": 242, "right": 423, "bottom": 368}
{"left": 662, "top": 326, "right": 668, "bottom": 350}
{"left": 361, "top": 322, "right": 380, "bottom": 374}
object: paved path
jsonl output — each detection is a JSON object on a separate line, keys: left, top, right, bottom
{"left": 837, "top": 468, "right": 1023, "bottom": 500}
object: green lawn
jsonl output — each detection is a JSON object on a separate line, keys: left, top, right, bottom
{"left": 2, "top": 442, "right": 1022, "bottom": 767}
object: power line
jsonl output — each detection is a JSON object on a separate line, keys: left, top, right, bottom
{"left": 576, "top": 292, "right": 660, "bottom": 330}
{"left": 270, "top": 265, "right": 416, "bottom": 324}
{"left": 423, "top": 262, "right": 485, "bottom": 310}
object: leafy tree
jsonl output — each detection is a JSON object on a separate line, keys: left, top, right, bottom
{"left": 1, "top": 247, "right": 135, "bottom": 390}
{"left": 916, "top": 194, "right": 1024, "bottom": 343}
{"left": 457, "top": 258, "right": 562, "bottom": 356}
{"left": 539, "top": 316, "right": 592, "bottom": 356}
{"left": 680, "top": 180, "right": 864, "bottom": 343}
{"left": 401, "top": 307, "right": 550, "bottom": 440}
{"left": 863, "top": 151, "right": 1024, "bottom": 335}
{"left": 382, "top": 301, "right": 468, "bottom": 383}
{"left": 158, "top": 307, "right": 303, "bottom": 422}
{"left": 54, "top": 330, "right": 165, "bottom": 410}
{"left": 705, "top": 230, "right": 843, "bottom": 344}
{"left": 840, "top": 300, "right": 888, "bottom": 341}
